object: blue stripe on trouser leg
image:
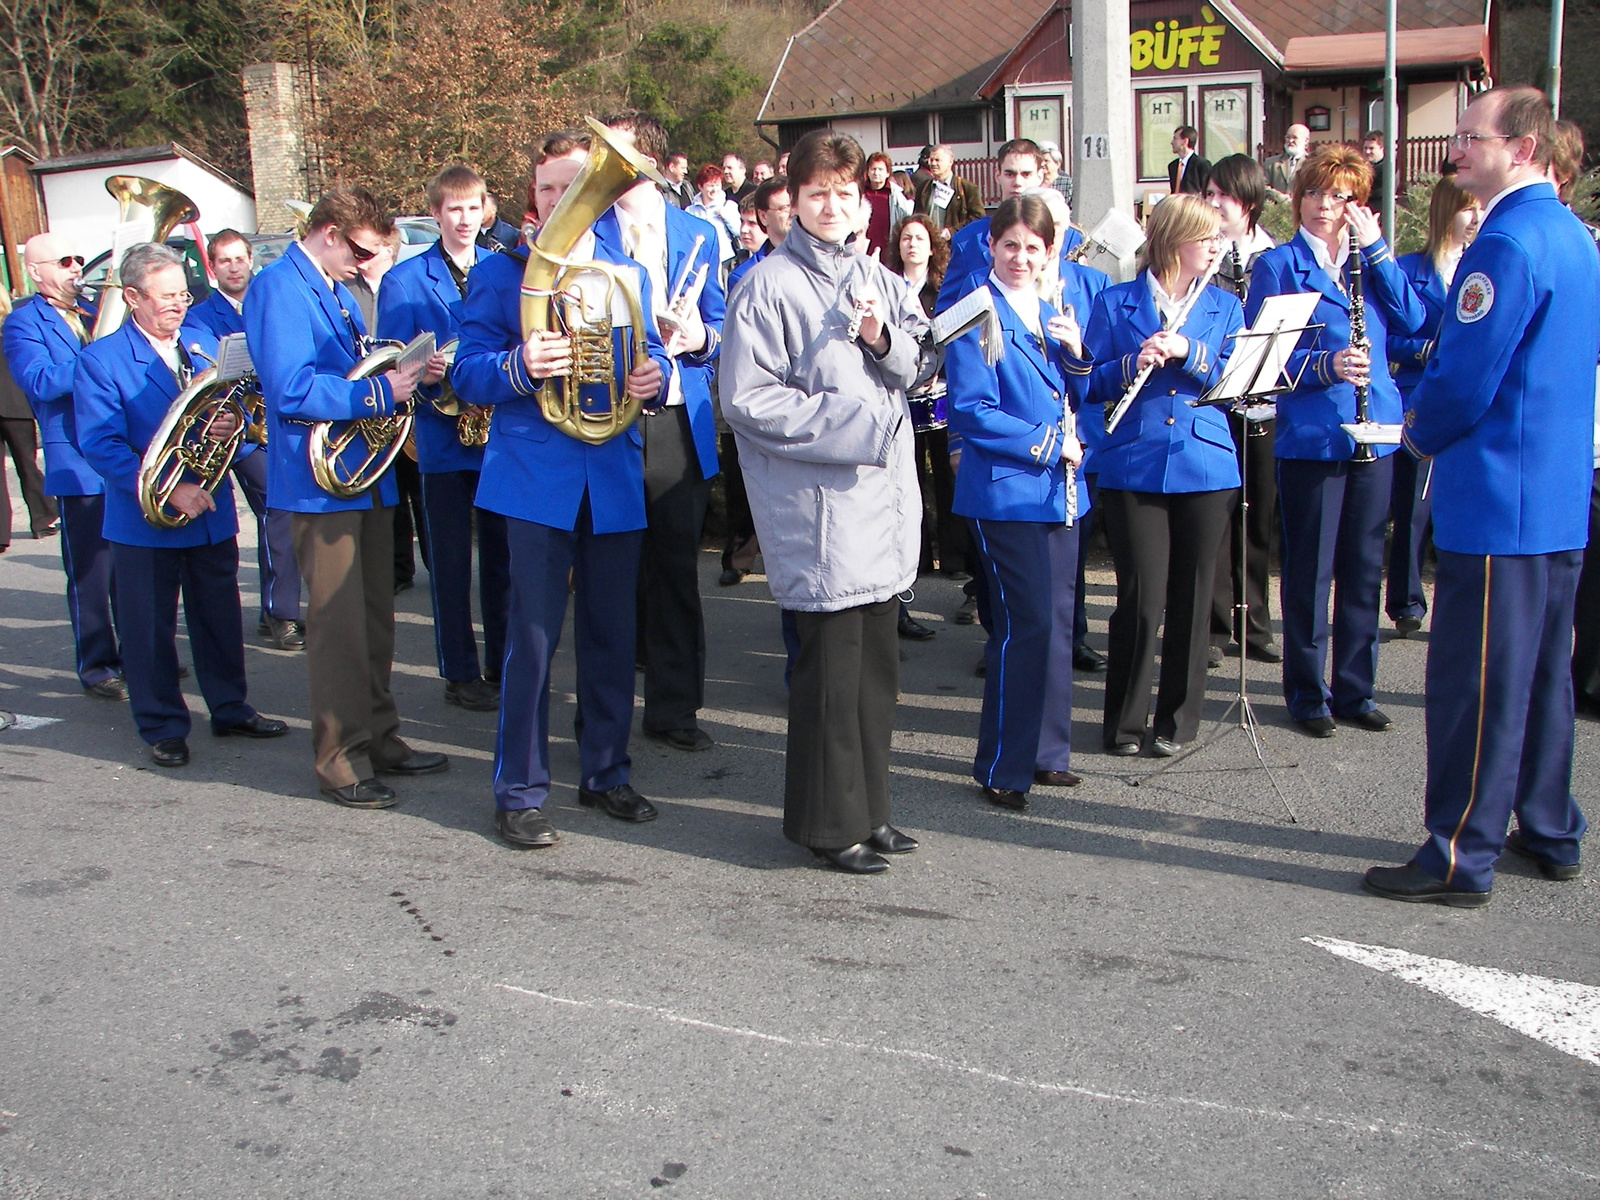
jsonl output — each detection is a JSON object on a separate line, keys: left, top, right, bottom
{"left": 1035, "top": 520, "right": 1080, "bottom": 773}
{"left": 970, "top": 517, "right": 1055, "bottom": 792}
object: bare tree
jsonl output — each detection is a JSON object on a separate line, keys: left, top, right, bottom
{"left": 0, "top": 0, "right": 113, "bottom": 157}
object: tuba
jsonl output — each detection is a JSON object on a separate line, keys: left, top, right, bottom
{"left": 91, "top": 177, "right": 200, "bottom": 341}
{"left": 426, "top": 338, "right": 490, "bottom": 447}
{"left": 307, "top": 341, "right": 418, "bottom": 498}
{"left": 519, "top": 117, "right": 664, "bottom": 444}
{"left": 138, "top": 356, "right": 256, "bottom": 529}
{"left": 284, "top": 199, "right": 314, "bottom": 237}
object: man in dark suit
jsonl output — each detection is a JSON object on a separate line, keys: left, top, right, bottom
{"left": 73, "top": 241, "right": 288, "bottom": 766}
{"left": 660, "top": 153, "right": 694, "bottom": 210}
{"left": 187, "top": 229, "right": 305, "bottom": 652}
{"left": 476, "top": 195, "right": 521, "bottom": 252}
{"left": 0, "top": 317, "right": 57, "bottom": 550}
{"left": 245, "top": 188, "right": 447, "bottom": 809}
{"left": 1167, "top": 126, "right": 1210, "bottom": 195}
{"left": 598, "top": 110, "right": 726, "bottom": 752}
{"left": 2, "top": 233, "right": 123, "bottom": 698}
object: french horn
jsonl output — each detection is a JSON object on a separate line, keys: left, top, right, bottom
{"left": 519, "top": 117, "right": 664, "bottom": 444}
{"left": 307, "top": 343, "right": 417, "bottom": 499}
{"left": 138, "top": 364, "right": 256, "bottom": 529}
{"left": 426, "top": 338, "right": 490, "bottom": 447}
{"left": 91, "top": 176, "right": 200, "bottom": 341}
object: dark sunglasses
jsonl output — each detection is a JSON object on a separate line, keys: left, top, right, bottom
{"left": 344, "top": 236, "right": 378, "bottom": 263}
{"left": 56, "top": 255, "right": 85, "bottom": 269}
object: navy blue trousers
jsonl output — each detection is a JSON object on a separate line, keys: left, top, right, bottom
{"left": 496, "top": 503, "right": 642, "bottom": 811}
{"left": 1277, "top": 456, "right": 1393, "bottom": 722}
{"left": 1414, "top": 550, "right": 1587, "bottom": 891}
{"left": 1574, "top": 472, "right": 1600, "bottom": 709}
{"left": 232, "top": 451, "right": 301, "bottom": 621}
{"left": 969, "top": 518, "right": 1078, "bottom": 791}
{"left": 58, "top": 493, "right": 120, "bottom": 687}
{"left": 419, "top": 469, "right": 509, "bottom": 683}
{"left": 110, "top": 538, "right": 253, "bottom": 743}
{"left": 1385, "top": 450, "right": 1433, "bottom": 622}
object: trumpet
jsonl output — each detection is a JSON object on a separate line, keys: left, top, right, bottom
{"left": 658, "top": 234, "right": 710, "bottom": 357}
{"left": 138, "top": 344, "right": 256, "bottom": 529}
{"left": 307, "top": 341, "right": 418, "bottom": 498}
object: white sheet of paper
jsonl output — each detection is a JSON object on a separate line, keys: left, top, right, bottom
{"left": 394, "top": 331, "right": 436, "bottom": 376}
{"left": 1207, "top": 291, "right": 1323, "bottom": 402}
{"left": 214, "top": 332, "right": 254, "bottom": 382}
{"left": 1341, "top": 422, "right": 1403, "bottom": 445}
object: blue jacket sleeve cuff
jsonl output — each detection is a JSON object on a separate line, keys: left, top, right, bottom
{"left": 505, "top": 348, "right": 540, "bottom": 397}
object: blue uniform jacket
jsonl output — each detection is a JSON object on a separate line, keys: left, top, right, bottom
{"left": 949, "top": 289, "right": 1091, "bottom": 523}
{"left": 186, "top": 288, "right": 246, "bottom": 338}
{"left": 727, "top": 242, "right": 770, "bottom": 297}
{"left": 1401, "top": 182, "right": 1600, "bottom": 555}
{"left": 451, "top": 241, "right": 671, "bottom": 534}
{"left": 1248, "top": 232, "right": 1427, "bottom": 461}
{"left": 1083, "top": 275, "right": 1243, "bottom": 494}
{"left": 594, "top": 204, "right": 724, "bottom": 481}
{"left": 1388, "top": 252, "right": 1449, "bottom": 396}
{"left": 243, "top": 241, "right": 399, "bottom": 512}
{"left": 376, "top": 240, "right": 493, "bottom": 475}
{"left": 73, "top": 320, "right": 236, "bottom": 548}
{"left": 936, "top": 218, "right": 1085, "bottom": 314}
{"left": 2, "top": 294, "right": 102, "bottom": 496}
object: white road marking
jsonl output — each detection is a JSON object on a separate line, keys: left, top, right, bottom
{"left": 1305, "top": 936, "right": 1600, "bottom": 1068}
{"left": 4, "top": 714, "right": 62, "bottom": 731}
{"left": 494, "top": 982, "right": 1598, "bottom": 1181}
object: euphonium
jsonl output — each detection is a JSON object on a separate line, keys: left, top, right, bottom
{"left": 308, "top": 342, "right": 418, "bottom": 498}
{"left": 138, "top": 361, "right": 255, "bottom": 529}
{"left": 91, "top": 177, "right": 200, "bottom": 341}
{"left": 519, "top": 117, "right": 664, "bottom": 444}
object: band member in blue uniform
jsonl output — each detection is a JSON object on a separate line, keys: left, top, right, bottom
{"left": 245, "top": 188, "right": 447, "bottom": 809}
{"left": 596, "top": 111, "right": 725, "bottom": 752}
{"left": 377, "top": 165, "right": 510, "bottom": 714}
{"left": 3, "top": 233, "right": 124, "bottom": 699}
{"left": 1385, "top": 173, "right": 1480, "bottom": 638}
{"left": 1084, "top": 196, "right": 1242, "bottom": 756}
{"left": 948, "top": 195, "right": 1091, "bottom": 809}
{"left": 1365, "top": 87, "right": 1600, "bottom": 905}
{"left": 453, "top": 131, "right": 670, "bottom": 849}
{"left": 187, "top": 229, "right": 306, "bottom": 653}
{"left": 1247, "top": 145, "right": 1426, "bottom": 739}
{"left": 73, "top": 243, "right": 288, "bottom": 767}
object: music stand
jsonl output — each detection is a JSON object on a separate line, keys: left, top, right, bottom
{"left": 1127, "top": 298, "right": 1324, "bottom": 824}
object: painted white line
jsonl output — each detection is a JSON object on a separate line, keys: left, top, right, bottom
{"left": 494, "top": 982, "right": 1598, "bottom": 1181}
{"left": 1305, "top": 936, "right": 1600, "bottom": 1068}
{"left": 4, "top": 714, "right": 62, "bottom": 731}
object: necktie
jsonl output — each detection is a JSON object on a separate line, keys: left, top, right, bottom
{"left": 58, "top": 305, "right": 89, "bottom": 344}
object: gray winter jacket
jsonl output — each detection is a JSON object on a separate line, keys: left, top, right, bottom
{"left": 721, "top": 222, "right": 932, "bottom": 612}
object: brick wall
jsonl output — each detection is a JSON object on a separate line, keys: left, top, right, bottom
{"left": 242, "top": 63, "right": 308, "bottom": 233}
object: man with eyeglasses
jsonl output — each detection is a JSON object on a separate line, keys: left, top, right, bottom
{"left": 3, "top": 232, "right": 124, "bottom": 700}
{"left": 72, "top": 241, "right": 288, "bottom": 767}
{"left": 1363, "top": 86, "right": 1600, "bottom": 907}
{"left": 245, "top": 188, "right": 447, "bottom": 809}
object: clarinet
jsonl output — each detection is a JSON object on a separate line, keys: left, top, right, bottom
{"left": 1346, "top": 225, "right": 1377, "bottom": 463}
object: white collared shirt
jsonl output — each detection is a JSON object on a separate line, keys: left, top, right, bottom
{"left": 1481, "top": 175, "right": 1550, "bottom": 222}
{"left": 620, "top": 189, "right": 683, "bottom": 405}
{"left": 222, "top": 290, "right": 245, "bottom": 314}
{"left": 989, "top": 271, "right": 1042, "bottom": 338}
{"left": 134, "top": 318, "right": 186, "bottom": 382}
{"left": 1145, "top": 270, "right": 1201, "bottom": 326}
{"left": 1298, "top": 226, "right": 1351, "bottom": 280}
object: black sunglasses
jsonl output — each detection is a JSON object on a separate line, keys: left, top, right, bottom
{"left": 56, "top": 255, "right": 85, "bottom": 269}
{"left": 344, "top": 236, "right": 378, "bottom": 263}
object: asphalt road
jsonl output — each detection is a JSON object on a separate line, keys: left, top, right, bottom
{"left": 2, "top": 487, "right": 1598, "bottom": 1199}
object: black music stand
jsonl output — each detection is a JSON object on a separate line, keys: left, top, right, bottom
{"left": 1125, "top": 309, "right": 1324, "bottom": 824}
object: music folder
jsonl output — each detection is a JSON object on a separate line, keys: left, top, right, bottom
{"left": 214, "top": 333, "right": 254, "bottom": 382}
{"left": 394, "top": 331, "right": 436, "bottom": 376}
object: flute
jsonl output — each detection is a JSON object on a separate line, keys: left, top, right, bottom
{"left": 1104, "top": 250, "right": 1224, "bottom": 435}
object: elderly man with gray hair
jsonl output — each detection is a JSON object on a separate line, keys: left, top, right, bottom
{"left": 73, "top": 241, "right": 288, "bottom": 769}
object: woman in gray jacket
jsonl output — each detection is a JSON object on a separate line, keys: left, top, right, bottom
{"left": 721, "top": 130, "right": 933, "bottom": 874}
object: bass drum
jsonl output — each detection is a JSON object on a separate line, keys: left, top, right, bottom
{"left": 907, "top": 376, "right": 948, "bottom": 433}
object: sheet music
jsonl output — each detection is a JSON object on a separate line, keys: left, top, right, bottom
{"left": 1086, "top": 209, "right": 1145, "bottom": 261}
{"left": 932, "top": 286, "right": 995, "bottom": 346}
{"left": 107, "top": 219, "right": 153, "bottom": 278}
{"left": 215, "top": 333, "right": 254, "bottom": 382}
{"left": 394, "top": 331, "right": 436, "bottom": 376}
{"left": 1205, "top": 291, "right": 1322, "bottom": 403}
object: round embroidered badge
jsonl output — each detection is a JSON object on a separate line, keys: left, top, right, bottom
{"left": 1456, "top": 272, "right": 1494, "bottom": 323}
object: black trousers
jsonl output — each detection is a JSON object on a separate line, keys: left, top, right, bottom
{"left": 638, "top": 407, "right": 711, "bottom": 734}
{"left": 392, "top": 453, "right": 429, "bottom": 585}
{"left": 1210, "top": 412, "right": 1276, "bottom": 651}
{"left": 785, "top": 599, "right": 899, "bottom": 849}
{"left": 1573, "top": 471, "right": 1600, "bottom": 709}
{"left": 1101, "top": 488, "right": 1232, "bottom": 746}
{"left": 718, "top": 430, "right": 758, "bottom": 572}
{"left": 913, "top": 426, "right": 968, "bottom": 574}
{"left": 0, "top": 416, "right": 55, "bottom": 544}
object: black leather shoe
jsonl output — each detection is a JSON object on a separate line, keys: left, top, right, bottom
{"left": 85, "top": 677, "right": 129, "bottom": 701}
{"left": 1105, "top": 740, "right": 1141, "bottom": 756}
{"left": 982, "top": 786, "right": 1028, "bottom": 811}
{"left": 394, "top": 578, "right": 413, "bottom": 595}
{"left": 213, "top": 714, "right": 289, "bottom": 738}
{"left": 497, "top": 807, "right": 559, "bottom": 847}
{"left": 1073, "top": 644, "right": 1108, "bottom": 672}
{"left": 1246, "top": 642, "right": 1284, "bottom": 663}
{"left": 1297, "top": 716, "right": 1337, "bottom": 738}
{"left": 898, "top": 612, "right": 936, "bottom": 640}
{"left": 718, "top": 568, "right": 745, "bottom": 586}
{"left": 177, "top": 665, "right": 190, "bottom": 679}
{"left": 813, "top": 843, "right": 889, "bottom": 873}
{"left": 33, "top": 521, "right": 60, "bottom": 538}
{"left": 444, "top": 677, "right": 500, "bottom": 711}
{"left": 1504, "top": 830, "right": 1582, "bottom": 881}
{"left": 954, "top": 595, "right": 979, "bottom": 625}
{"left": 1150, "top": 737, "right": 1181, "bottom": 758}
{"left": 1363, "top": 862, "right": 1491, "bottom": 908}
{"left": 260, "top": 617, "right": 305, "bottom": 650}
{"left": 1033, "top": 769, "right": 1082, "bottom": 787}
{"left": 1342, "top": 708, "right": 1393, "bottom": 732}
{"left": 378, "top": 751, "right": 449, "bottom": 775}
{"left": 321, "top": 779, "right": 398, "bottom": 809}
{"left": 868, "top": 824, "right": 918, "bottom": 854}
{"left": 1393, "top": 614, "right": 1423, "bottom": 636}
{"left": 647, "top": 727, "right": 714, "bottom": 752}
{"left": 579, "top": 783, "right": 658, "bottom": 823}
{"left": 151, "top": 737, "right": 189, "bottom": 767}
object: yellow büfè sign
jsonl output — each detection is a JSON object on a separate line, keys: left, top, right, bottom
{"left": 1131, "top": 5, "right": 1227, "bottom": 71}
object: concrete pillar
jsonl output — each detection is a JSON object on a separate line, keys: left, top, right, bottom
{"left": 242, "top": 63, "right": 307, "bottom": 233}
{"left": 1071, "top": 0, "right": 1137, "bottom": 279}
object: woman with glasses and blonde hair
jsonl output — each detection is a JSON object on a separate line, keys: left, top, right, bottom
{"left": 1083, "top": 194, "right": 1243, "bottom": 757}
{"left": 1385, "top": 169, "right": 1482, "bottom": 639}
{"left": 1246, "top": 144, "right": 1426, "bottom": 739}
